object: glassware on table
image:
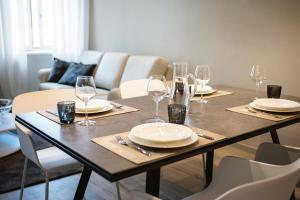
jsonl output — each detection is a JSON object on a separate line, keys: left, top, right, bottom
{"left": 0, "top": 99, "right": 12, "bottom": 115}
{"left": 75, "top": 76, "right": 96, "bottom": 126}
{"left": 267, "top": 85, "right": 282, "bottom": 98}
{"left": 145, "top": 75, "right": 167, "bottom": 123}
{"left": 194, "top": 65, "right": 211, "bottom": 104}
{"left": 250, "top": 65, "right": 266, "bottom": 99}
{"left": 168, "top": 104, "right": 187, "bottom": 124}
{"left": 170, "top": 62, "right": 197, "bottom": 114}
{"left": 57, "top": 101, "right": 75, "bottom": 124}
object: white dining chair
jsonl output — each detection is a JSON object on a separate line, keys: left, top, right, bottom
{"left": 13, "top": 90, "right": 122, "bottom": 200}
{"left": 126, "top": 156, "right": 300, "bottom": 200}
{"left": 255, "top": 142, "right": 300, "bottom": 199}
{"left": 16, "top": 124, "right": 82, "bottom": 200}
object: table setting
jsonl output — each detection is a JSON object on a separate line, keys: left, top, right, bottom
{"left": 227, "top": 65, "right": 300, "bottom": 121}
{"left": 37, "top": 76, "right": 139, "bottom": 125}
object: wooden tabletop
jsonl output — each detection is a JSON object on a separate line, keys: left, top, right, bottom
{"left": 15, "top": 85, "right": 300, "bottom": 181}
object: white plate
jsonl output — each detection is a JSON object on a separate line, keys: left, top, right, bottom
{"left": 128, "top": 131, "right": 198, "bottom": 148}
{"left": 76, "top": 104, "right": 113, "bottom": 114}
{"left": 190, "top": 85, "right": 217, "bottom": 95}
{"left": 130, "top": 123, "right": 193, "bottom": 143}
{"left": 252, "top": 98, "right": 300, "bottom": 112}
{"left": 249, "top": 102, "right": 300, "bottom": 113}
{"left": 76, "top": 99, "right": 110, "bottom": 112}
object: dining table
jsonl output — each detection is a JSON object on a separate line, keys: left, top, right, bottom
{"left": 15, "top": 85, "right": 300, "bottom": 199}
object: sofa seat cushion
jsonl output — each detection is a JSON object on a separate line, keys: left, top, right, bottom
{"left": 39, "top": 82, "right": 74, "bottom": 90}
{"left": 94, "top": 52, "right": 130, "bottom": 90}
{"left": 58, "top": 63, "right": 96, "bottom": 86}
{"left": 120, "top": 56, "right": 169, "bottom": 84}
{"left": 39, "top": 83, "right": 109, "bottom": 97}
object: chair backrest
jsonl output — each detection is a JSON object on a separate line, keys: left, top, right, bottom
{"left": 94, "top": 52, "right": 130, "bottom": 90}
{"left": 120, "top": 79, "right": 149, "bottom": 99}
{"left": 120, "top": 56, "right": 169, "bottom": 84}
{"left": 15, "top": 124, "right": 41, "bottom": 167}
{"left": 215, "top": 157, "right": 300, "bottom": 200}
{"left": 255, "top": 142, "right": 300, "bottom": 187}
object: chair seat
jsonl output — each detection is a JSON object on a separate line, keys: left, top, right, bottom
{"left": 37, "top": 147, "right": 82, "bottom": 172}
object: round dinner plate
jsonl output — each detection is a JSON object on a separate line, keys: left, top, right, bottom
{"left": 251, "top": 98, "right": 300, "bottom": 112}
{"left": 75, "top": 99, "right": 113, "bottom": 114}
{"left": 249, "top": 102, "right": 300, "bottom": 113}
{"left": 191, "top": 85, "right": 217, "bottom": 95}
{"left": 128, "top": 131, "right": 198, "bottom": 149}
{"left": 131, "top": 123, "right": 193, "bottom": 143}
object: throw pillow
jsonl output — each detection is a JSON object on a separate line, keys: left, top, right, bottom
{"left": 47, "top": 58, "right": 70, "bottom": 82}
{"left": 58, "top": 63, "right": 96, "bottom": 86}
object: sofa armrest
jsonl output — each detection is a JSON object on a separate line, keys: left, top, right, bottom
{"left": 107, "top": 88, "right": 121, "bottom": 100}
{"left": 38, "top": 68, "right": 51, "bottom": 83}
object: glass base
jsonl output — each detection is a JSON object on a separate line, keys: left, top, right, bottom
{"left": 77, "top": 119, "right": 96, "bottom": 126}
{"left": 197, "top": 99, "right": 208, "bottom": 104}
{"left": 143, "top": 117, "right": 165, "bottom": 123}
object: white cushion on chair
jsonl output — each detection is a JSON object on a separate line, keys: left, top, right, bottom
{"left": 37, "top": 147, "right": 82, "bottom": 172}
{"left": 120, "top": 56, "right": 169, "bottom": 84}
{"left": 94, "top": 52, "right": 130, "bottom": 90}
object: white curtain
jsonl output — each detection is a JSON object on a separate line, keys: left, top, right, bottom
{"left": 52, "top": 0, "right": 89, "bottom": 61}
{"left": 0, "top": 0, "right": 89, "bottom": 98}
{"left": 0, "top": 0, "right": 28, "bottom": 98}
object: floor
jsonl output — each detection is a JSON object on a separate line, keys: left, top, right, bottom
{"left": 0, "top": 144, "right": 299, "bottom": 200}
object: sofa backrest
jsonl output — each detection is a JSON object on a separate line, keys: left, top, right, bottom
{"left": 120, "top": 56, "right": 169, "bottom": 84}
{"left": 78, "top": 51, "right": 103, "bottom": 65}
{"left": 94, "top": 52, "right": 130, "bottom": 90}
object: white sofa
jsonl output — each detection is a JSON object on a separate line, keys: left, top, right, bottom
{"left": 37, "top": 51, "right": 171, "bottom": 100}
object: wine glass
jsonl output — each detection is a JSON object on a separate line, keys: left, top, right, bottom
{"left": 250, "top": 65, "right": 266, "bottom": 99}
{"left": 146, "top": 75, "right": 167, "bottom": 123}
{"left": 75, "top": 76, "right": 96, "bottom": 126}
{"left": 195, "top": 65, "right": 210, "bottom": 104}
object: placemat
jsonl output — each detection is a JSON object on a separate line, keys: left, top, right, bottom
{"left": 91, "top": 127, "right": 226, "bottom": 164}
{"left": 37, "top": 103, "right": 139, "bottom": 124}
{"left": 191, "top": 90, "right": 233, "bottom": 101}
{"left": 226, "top": 105, "right": 299, "bottom": 122}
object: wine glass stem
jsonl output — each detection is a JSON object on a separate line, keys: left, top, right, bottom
{"left": 256, "top": 82, "right": 260, "bottom": 99}
{"left": 155, "top": 100, "right": 159, "bottom": 119}
{"left": 85, "top": 100, "right": 88, "bottom": 122}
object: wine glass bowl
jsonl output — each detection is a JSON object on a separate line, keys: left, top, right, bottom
{"left": 250, "top": 65, "right": 266, "bottom": 99}
{"left": 145, "top": 75, "right": 167, "bottom": 123}
{"left": 75, "top": 76, "right": 96, "bottom": 126}
{"left": 194, "top": 65, "right": 211, "bottom": 104}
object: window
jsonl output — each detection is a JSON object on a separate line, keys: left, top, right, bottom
{"left": 26, "top": 0, "right": 55, "bottom": 49}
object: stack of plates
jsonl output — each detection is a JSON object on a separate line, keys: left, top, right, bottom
{"left": 191, "top": 85, "right": 217, "bottom": 95}
{"left": 128, "top": 123, "right": 198, "bottom": 148}
{"left": 75, "top": 99, "right": 113, "bottom": 114}
{"left": 249, "top": 98, "right": 300, "bottom": 113}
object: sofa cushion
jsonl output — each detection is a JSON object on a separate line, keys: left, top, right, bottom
{"left": 58, "top": 63, "right": 96, "bottom": 86}
{"left": 94, "top": 52, "right": 130, "bottom": 90}
{"left": 47, "top": 58, "right": 70, "bottom": 82}
{"left": 78, "top": 51, "right": 103, "bottom": 65}
{"left": 39, "top": 83, "right": 109, "bottom": 97}
{"left": 120, "top": 56, "right": 169, "bottom": 84}
{"left": 39, "top": 82, "right": 74, "bottom": 90}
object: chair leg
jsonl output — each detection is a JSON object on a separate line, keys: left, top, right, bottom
{"left": 45, "top": 172, "right": 49, "bottom": 200}
{"left": 19, "top": 158, "right": 28, "bottom": 200}
{"left": 116, "top": 181, "right": 122, "bottom": 200}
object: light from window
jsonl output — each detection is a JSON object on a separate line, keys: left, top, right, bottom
{"left": 27, "top": 0, "right": 55, "bottom": 49}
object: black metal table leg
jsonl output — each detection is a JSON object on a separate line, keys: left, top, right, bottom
{"left": 74, "top": 166, "right": 92, "bottom": 200}
{"left": 146, "top": 168, "right": 160, "bottom": 197}
{"left": 205, "top": 150, "right": 214, "bottom": 187}
{"left": 270, "top": 129, "right": 280, "bottom": 144}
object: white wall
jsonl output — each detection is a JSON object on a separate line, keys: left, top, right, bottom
{"left": 89, "top": 0, "right": 300, "bottom": 147}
